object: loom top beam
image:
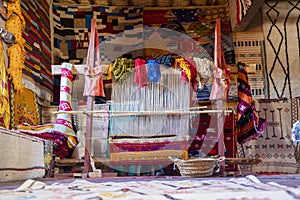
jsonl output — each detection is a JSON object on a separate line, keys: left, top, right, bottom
{"left": 52, "top": 108, "right": 232, "bottom": 116}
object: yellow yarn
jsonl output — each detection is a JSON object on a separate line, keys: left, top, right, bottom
{"left": 175, "top": 58, "right": 192, "bottom": 81}
{"left": 107, "top": 63, "right": 113, "bottom": 80}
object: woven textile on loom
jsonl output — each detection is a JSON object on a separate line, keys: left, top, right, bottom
{"left": 109, "top": 61, "right": 194, "bottom": 161}
{"left": 240, "top": 98, "right": 299, "bottom": 174}
{"left": 21, "top": 0, "right": 53, "bottom": 101}
{"left": 262, "top": 1, "right": 300, "bottom": 99}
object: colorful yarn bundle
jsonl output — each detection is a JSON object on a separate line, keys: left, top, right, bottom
{"left": 174, "top": 57, "right": 198, "bottom": 90}
{"left": 147, "top": 60, "right": 161, "bottom": 83}
{"left": 134, "top": 58, "right": 148, "bottom": 88}
{"left": 112, "top": 58, "right": 134, "bottom": 81}
{"left": 156, "top": 54, "right": 174, "bottom": 67}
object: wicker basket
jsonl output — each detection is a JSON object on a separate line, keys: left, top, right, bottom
{"left": 169, "top": 156, "right": 225, "bottom": 177}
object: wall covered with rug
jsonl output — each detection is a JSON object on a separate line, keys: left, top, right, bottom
{"left": 142, "top": 5, "right": 235, "bottom": 65}
{"left": 51, "top": 3, "right": 236, "bottom": 103}
{"left": 1, "top": 0, "right": 52, "bottom": 128}
{"left": 52, "top": 5, "right": 144, "bottom": 65}
{"left": 21, "top": 0, "right": 53, "bottom": 102}
{"left": 262, "top": 1, "right": 300, "bottom": 99}
{"left": 52, "top": 4, "right": 235, "bottom": 65}
{"left": 232, "top": 31, "right": 267, "bottom": 99}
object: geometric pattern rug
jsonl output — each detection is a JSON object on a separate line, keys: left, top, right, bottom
{"left": 52, "top": 5, "right": 235, "bottom": 65}
{"left": 52, "top": 5, "right": 144, "bottom": 65}
{"left": 1, "top": 175, "right": 300, "bottom": 200}
{"left": 262, "top": 1, "right": 300, "bottom": 99}
{"left": 22, "top": 0, "right": 53, "bottom": 101}
{"left": 240, "top": 98, "right": 299, "bottom": 174}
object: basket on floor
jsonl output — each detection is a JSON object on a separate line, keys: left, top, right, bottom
{"left": 169, "top": 156, "right": 225, "bottom": 177}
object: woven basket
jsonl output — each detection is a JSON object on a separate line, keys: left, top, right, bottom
{"left": 170, "top": 156, "right": 225, "bottom": 177}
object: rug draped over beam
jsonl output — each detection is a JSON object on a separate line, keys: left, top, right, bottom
{"left": 1, "top": 175, "right": 300, "bottom": 199}
{"left": 262, "top": 1, "right": 300, "bottom": 99}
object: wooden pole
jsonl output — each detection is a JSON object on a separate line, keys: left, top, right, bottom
{"left": 83, "top": 96, "right": 94, "bottom": 174}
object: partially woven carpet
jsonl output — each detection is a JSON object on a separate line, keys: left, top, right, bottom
{"left": 262, "top": 1, "right": 300, "bottom": 98}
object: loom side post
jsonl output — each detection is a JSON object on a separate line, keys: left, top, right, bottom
{"left": 84, "top": 96, "right": 94, "bottom": 174}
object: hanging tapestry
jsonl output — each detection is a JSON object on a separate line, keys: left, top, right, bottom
{"left": 143, "top": 5, "right": 235, "bottom": 65}
{"left": 241, "top": 98, "right": 299, "bottom": 174}
{"left": 228, "top": 0, "right": 253, "bottom": 29}
{"left": 6, "top": 0, "right": 25, "bottom": 92}
{"left": 236, "top": 62, "right": 267, "bottom": 144}
{"left": 232, "top": 31, "right": 266, "bottom": 99}
{"left": 11, "top": 88, "right": 39, "bottom": 127}
{"left": 0, "top": 41, "right": 10, "bottom": 129}
{"left": 52, "top": 5, "right": 144, "bottom": 65}
{"left": 262, "top": 1, "right": 300, "bottom": 98}
{"left": 21, "top": 0, "right": 53, "bottom": 101}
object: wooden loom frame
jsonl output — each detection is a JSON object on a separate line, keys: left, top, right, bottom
{"left": 52, "top": 64, "right": 232, "bottom": 175}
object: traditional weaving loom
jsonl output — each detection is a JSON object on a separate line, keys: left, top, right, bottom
{"left": 109, "top": 65, "right": 191, "bottom": 162}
